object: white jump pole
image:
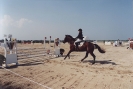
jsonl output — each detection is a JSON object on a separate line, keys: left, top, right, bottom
{"left": 128, "top": 38, "right": 131, "bottom": 49}
{"left": 49, "top": 36, "right": 51, "bottom": 50}
{"left": 14, "top": 38, "right": 17, "bottom": 54}
{"left": 8, "top": 34, "right": 13, "bottom": 54}
{"left": 4, "top": 34, "right": 7, "bottom": 44}
{"left": 4, "top": 35, "right": 8, "bottom": 53}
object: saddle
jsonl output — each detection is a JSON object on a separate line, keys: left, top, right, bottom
{"left": 74, "top": 36, "right": 89, "bottom": 47}
{"left": 74, "top": 39, "right": 84, "bottom": 47}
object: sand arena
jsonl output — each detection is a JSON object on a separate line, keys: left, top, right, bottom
{"left": 0, "top": 42, "right": 133, "bottom": 89}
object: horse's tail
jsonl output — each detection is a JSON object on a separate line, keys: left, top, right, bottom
{"left": 94, "top": 44, "right": 105, "bottom": 53}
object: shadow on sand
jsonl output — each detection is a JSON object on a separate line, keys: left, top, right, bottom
{"left": 83, "top": 60, "right": 117, "bottom": 65}
{"left": 4, "top": 62, "right": 44, "bottom": 69}
{"left": 61, "top": 54, "right": 78, "bottom": 57}
{"left": 7, "top": 56, "right": 64, "bottom": 69}
{"left": 4, "top": 60, "right": 45, "bottom": 69}
{"left": 71, "top": 60, "right": 117, "bottom": 65}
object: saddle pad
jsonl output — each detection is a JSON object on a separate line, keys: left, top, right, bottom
{"left": 74, "top": 42, "right": 84, "bottom": 47}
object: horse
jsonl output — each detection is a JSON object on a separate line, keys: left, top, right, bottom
{"left": 63, "top": 35, "right": 106, "bottom": 64}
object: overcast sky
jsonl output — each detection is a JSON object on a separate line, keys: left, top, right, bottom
{"left": 0, "top": 0, "right": 133, "bottom": 40}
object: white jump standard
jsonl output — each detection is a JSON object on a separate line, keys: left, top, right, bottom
{"left": 0, "top": 34, "right": 18, "bottom": 67}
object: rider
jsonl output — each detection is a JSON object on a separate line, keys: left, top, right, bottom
{"left": 75, "top": 28, "right": 84, "bottom": 51}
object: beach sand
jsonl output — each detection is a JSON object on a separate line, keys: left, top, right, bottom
{"left": 0, "top": 42, "right": 133, "bottom": 89}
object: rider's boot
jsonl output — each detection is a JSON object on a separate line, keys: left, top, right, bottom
{"left": 76, "top": 45, "right": 79, "bottom": 51}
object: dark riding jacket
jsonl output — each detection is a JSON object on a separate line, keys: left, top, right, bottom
{"left": 76, "top": 32, "right": 83, "bottom": 40}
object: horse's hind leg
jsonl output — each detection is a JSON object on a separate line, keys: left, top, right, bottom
{"left": 90, "top": 52, "right": 96, "bottom": 64}
{"left": 81, "top": 51, "right": 89, "bottom": 62}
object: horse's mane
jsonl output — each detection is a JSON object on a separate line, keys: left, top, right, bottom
{"left": 66, "top": 35, "right": 75, "bottom": 41}
{"left": 66, "top": 35, "right": 73, "bottom": 38}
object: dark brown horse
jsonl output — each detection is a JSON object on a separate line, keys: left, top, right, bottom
{"left": 63, "top": 35, "right": 106, "bottom": 64}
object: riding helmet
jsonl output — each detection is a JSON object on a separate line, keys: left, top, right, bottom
{"left": 78, "top": 28, "right": 82, "bottom": 31}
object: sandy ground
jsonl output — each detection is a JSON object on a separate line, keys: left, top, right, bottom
{"left": 0, "top": 42, "right": 133, "bottom": 89}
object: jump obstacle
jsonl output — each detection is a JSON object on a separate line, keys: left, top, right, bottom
{"left": 17, "top": 37, "right": 61, "bottom": 59}
{"left": 105, "top": 41, "right": 111, "bottom": 45}
{"left": 0, "top": 34, "right": 18, "bottom": 67}
{"left": 104, "top": 40, "right": 124, "bottom": 47}
{"left": 127, "top": 38, "right": 133, "bottom": 49}
{"left": 0, "top": 35, "right": 61, "bottom": 68}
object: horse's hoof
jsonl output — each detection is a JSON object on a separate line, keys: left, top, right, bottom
{"left": 81, "top": 60, "right": 83, "bottom": 62}
{"left": 92, "top": 62, "right": 95, "bottom": 64}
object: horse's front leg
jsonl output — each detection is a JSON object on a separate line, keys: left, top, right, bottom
{"left": 64, "top": 50, "right": 72, "bottom": 60}
{"left": 68, "top": 55, "right": 70, "bottom": 59}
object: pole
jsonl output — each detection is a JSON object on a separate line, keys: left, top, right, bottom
{"left": 44, "top": 37, "right": 46, "bottom": 49}
{"left": 49, "top": 36, "right": 51, "bottom": 50}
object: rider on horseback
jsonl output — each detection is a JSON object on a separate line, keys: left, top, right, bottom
{"left": 75, "top": 28, "right": 84, "bottom": 51}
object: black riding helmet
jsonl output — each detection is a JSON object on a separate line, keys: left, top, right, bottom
{"left": 78, "top": 28, "right": 82, "bottom": 31}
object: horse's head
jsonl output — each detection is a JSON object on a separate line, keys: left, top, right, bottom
{"left": 63, "top": 35, "right": 75, "bottom": 43}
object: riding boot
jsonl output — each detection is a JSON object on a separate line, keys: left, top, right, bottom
{"left": 76, "top": 45, "right": 79, "bottom": 51}
{"left": 77, "top": 47, "right": 79, "bottom": 51}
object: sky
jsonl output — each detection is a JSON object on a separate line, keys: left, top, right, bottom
{"left": 0, "top": 0, "right": 133, "bottom": 40}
